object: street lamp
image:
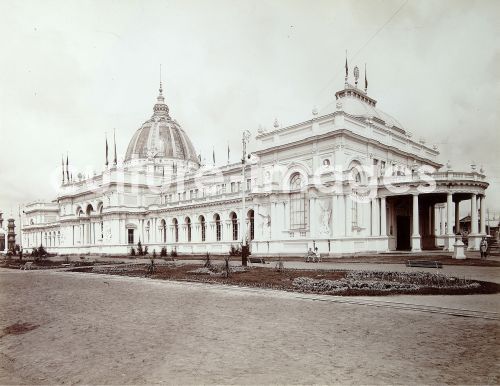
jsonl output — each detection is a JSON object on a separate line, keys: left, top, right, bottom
{"left": 241, "top": 129, "right": 251, "bottom": 266}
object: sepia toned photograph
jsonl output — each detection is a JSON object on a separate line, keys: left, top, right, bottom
{"left": 0, "top": 0, "right": 499, "bottom": 384}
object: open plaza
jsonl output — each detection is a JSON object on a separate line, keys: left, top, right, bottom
{"left": 1, "top": 252, "right": 499, "bottom": 384}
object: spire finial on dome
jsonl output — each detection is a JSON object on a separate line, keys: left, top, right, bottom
{"left": 159, "top": 64, "right": 163, "bottom": 96}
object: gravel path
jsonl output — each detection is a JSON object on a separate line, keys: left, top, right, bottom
{"left": 0, "top": 269, "right": 499, "bottom": 384}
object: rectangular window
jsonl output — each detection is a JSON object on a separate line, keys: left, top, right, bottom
{"left": 290, "top": 194, "right": 308, "bottom": 230}
{"left": 231, "top": 182, "right": 235, "bottom": 193}
{"left": 221, "top": 183, "right": 226, "bottom": 193}
{"left": 127, "top": 229, "right": 134, "bottom": 245}
{"left": 246, "top": 178, "right": 251, "bottom": 191}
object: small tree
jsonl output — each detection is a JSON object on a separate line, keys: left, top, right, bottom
{"left": 170, "top": 248, "right": 178, "bottom": 259}
{"left": 130, "top": 247, "right": 136, "bottom": 257}
{"left": 148, "top": 250, "right": 156, "bottom": 274}
{"left": 204, "top": 252, "right": 212, "bottom": 268}
{"left": 143, "top": 245, "right": 149, "bottom": 256}
{"left": 160, "top": 247, "right": 167, "bottom": 258}
{"left": 137, "top": 241, "right": 143, "bottom": 256}
{"left": 223, "top": 256, "right": 231, "bottom": 278}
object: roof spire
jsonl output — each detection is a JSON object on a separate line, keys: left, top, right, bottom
{"left": 113, "top": 128, "right": 117, "bottom": 166}
{"left": 364, "top": 63, "right": 368, "bottom": 93}
{"left": 105, "top": 132, "right": 109, "bottom": 167}
{"left": 153, "top": 65, "right": 169, "bottom": 116}
{"left": 344, "top": 50, "right": 349, "bottom": 87}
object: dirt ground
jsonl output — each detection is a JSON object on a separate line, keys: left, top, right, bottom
{"left": 0, "top": 269, "right": 498, "bottom": 385}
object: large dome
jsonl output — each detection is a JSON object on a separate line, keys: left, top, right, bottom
{"left": 124, "top": 84, "right": 199, "bottom": 164}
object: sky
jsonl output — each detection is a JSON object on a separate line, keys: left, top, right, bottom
{"left": 0, "top": 0, "right": 499, "bottom": 220}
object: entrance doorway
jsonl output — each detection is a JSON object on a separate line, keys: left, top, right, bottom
{"left": 396, "top": 216, "right": 410, "bottom": 250}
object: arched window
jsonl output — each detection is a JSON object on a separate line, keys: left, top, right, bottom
{"left": 161, "top": 219, "right": 166, "bottom": 243}
{"left": 186, "top": 217, "right": 192, "bottom": 242}
{"left": 173, "top": 218, "right": 179, "bottom": 242}
{"left": 99, "top": 204, "right": 104, "bottom": 240}
{"left": 248, "top": 210, "right": 255, "bottom": 241}
{"left": 199, "top": 216, "right": 206, "bottom": 242}
{"left": 230, "top": 212, "right": 238, "bottom": 241}
{"left": 214, "top": 214, "right": 221, "bottom": 241}
{"left": 289, "top": 173, "right": 308, "bottom": 230}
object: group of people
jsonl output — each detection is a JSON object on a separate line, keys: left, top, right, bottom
{"left": 305, "top": 247, "right": 321, "bottom": 263}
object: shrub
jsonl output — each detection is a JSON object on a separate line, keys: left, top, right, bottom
{"left": 137, "top": 241, "right": 143, "bottom": 256}
{"left": 160, "top": 247, "right": 167, "bottom": 257}
{"left": 152, "top": 250, "right": 157, "bottom": 259}
{"left": 170, "top": 249, "right": 178, "bottom": 258}
{"left": 229, "top": 244, "right": 242, "bottom": 257}
{"left": 143, "top": 246, "right": 148, "bottom": 256}
{"left": 38, "top": 244, "right": 47, "bottom": 257}
{"left": 275, "top": 257, "right": 285, "bottom": 272}
{"left": 130, "top": 247, "right": 136, "bottom": 257}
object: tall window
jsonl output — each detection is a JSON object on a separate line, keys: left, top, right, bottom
{"left": 289, "top": 173, "right": 308, "bottom": 230}
{"left": 186, "top": 217, "right": 192, "bottom": 242}
{"left": 215, "top": 214, "right": 221, "bottom": 241}
{"left": 127, "top": 229, "right": 134, "bottom": 244}
{"left": 231, "top": 212, "right": 238, "bottom": 241}
{"left": 161, "top": 220, "right": 166, "bottom": 243}
{"left": 173, "top": 219, "right": 179, "bottom": 242}
{"left": 200, "top": 216, "right": 206, "bottom": 242}
{"left": 248, "top": 210, "right": 255, "bottom": 240}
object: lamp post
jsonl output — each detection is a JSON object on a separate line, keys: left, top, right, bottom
{"left": 241, "top": 129, "right": 251, "bottom": 266}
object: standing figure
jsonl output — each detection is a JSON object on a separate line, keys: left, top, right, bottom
{"left": 480, "top": 237, "right": 488, "bottom": 259}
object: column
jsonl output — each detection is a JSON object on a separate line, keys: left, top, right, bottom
{"left": 468, "top": 193, "right": 479, "bottom": 251}
{"left": 333, "top": 195, "right": 346, "bottom": 237}
{"left": 371, "top": 198, "right": 379, "bottom": 236}
{"left": 470, "top": 194, "right": 478, "bottom": 234}
{"left": 445, "top": 192, "right": 454, "bottom": 251}
{"left": 411, "top": 194, "right": 421, "bottom": 251}
{"left": 309, "top": 197, "right": 318, "bottom": 239}
{"left": 380, "top": 197, "right": 387, "bottom": 236}
{"left": 440, "top": 205, "right": 446, "bottom": 235}
{"left": 345, "top": 195, "right": 352, "bottom": 236}
{"left": 480, "top": 196, "right": 486, "bottom": 234}
{"left": 455, "top": 200, "right": 460, "bottom": 234}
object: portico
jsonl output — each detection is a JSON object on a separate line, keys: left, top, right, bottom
{"left": 380, "top": 171, "right": 488, "bottom": 253}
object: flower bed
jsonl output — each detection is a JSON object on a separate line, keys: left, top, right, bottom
{"left": 70, "top": 263, "right": 500, "bottom": 297}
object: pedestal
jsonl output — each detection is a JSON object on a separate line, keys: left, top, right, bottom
{"left": 467, "top": 234, "right": 481, "bottom": 251}
{"left": 411, "top": 236, "right": 421, "bottom": 252}
{"left": 453, "top": 238, "right": 466, "bottom": 259}
{"left": 444, "top": 235, "right": 455, "bottom": 252}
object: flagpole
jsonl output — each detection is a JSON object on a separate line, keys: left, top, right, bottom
{"left": 241, "top": 130, "right": 251, "bottom": 266}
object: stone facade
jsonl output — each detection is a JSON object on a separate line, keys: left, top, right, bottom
{"left": 20, "top": 77, "right": 489, "bottom": 256}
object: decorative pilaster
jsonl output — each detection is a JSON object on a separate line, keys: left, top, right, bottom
{"left": 411, "top": 194, "right": 421, "bottom": 251}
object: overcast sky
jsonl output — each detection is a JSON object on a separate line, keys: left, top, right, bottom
{"left": 0, "top": 0, "right": 499, "bottom": 219}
